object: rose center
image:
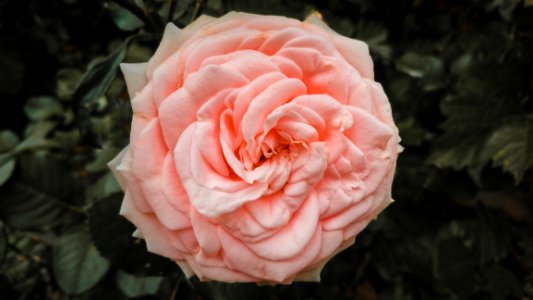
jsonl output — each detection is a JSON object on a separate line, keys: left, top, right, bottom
{"left": 237, "top": 128, "right": 307, "bottom": 171}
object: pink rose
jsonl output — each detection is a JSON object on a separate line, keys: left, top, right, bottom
{"left": 109, "top": 11, "right": 400, "bottom": 283}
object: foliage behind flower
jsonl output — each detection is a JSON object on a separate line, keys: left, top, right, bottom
{"left": 0, "top": 0, "right": 532, "bottom": 299}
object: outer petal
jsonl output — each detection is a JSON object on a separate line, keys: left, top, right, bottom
{"left": 120, "top": 191, "right": 182, "bottom": 260}
{"left": 120, "top": 63, "right": 147, "bottom": 99}
{"left": 218, "top": 223, "right": 323, "bottom": 282}
{"left": 108, "top": 146, "right": 130, "bottom": 191}
{"left": 304, "top": 14, "right": 374, "bottom": 79}
{"left": 293, "top": 237, "right": 354, "bottom": 282}
{"left": 146, "top": 16, "right": 216, "bottom": 78}
{"left": 130, "top": 120, "right": 190, "bottom": 230}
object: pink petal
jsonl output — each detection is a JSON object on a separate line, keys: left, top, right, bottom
{"left": 245, "top": 193, "right": 292, "bottom": 230}
{"left": 218, "top": 223, "right": 322, "bottom": 282}
{"left": 120, "top": 191, "right": 183, "bottom": 260}
{"left": 190, "top": 208, "right": 221, "bottom": 256}
{"left": 161, "top": 153, "right": 191, "bottom": 213}
{"left": 115, "top": 148, "right": 152, "bottom": 213}
{"left": 246, "top": 192, "right": 319, "bottom": 260}
{"left": 175, "top": 124, "right": 268, "bottom": 217}
{"left": 241, "top": 78, "right": 307, "bottom": 155}
{"left": 130, "top": 119, "right": 189, "bottom": 230}
{"left": 158, "top": 64, "right": 248, "bottom": 149}
{"left": 321, "top": 194, "right": 374, "bottom": 231}
{"left": 344, "top": 106, "right": 394, "bottom": 193}
{"left": 184, "top": 255, "right": 258, "bottom": 282}
{"left": 129, "top": 82, "right": 157, "bottom": 146}
{"left": 146, "top": 17, "right": 216, "bottom": 79}
{"left": 217, "top": 207, "right": 271, "bottom": 242}
{"left": 183, "top": 29, "right": 257, "bottom": 78}
{"left": 201, "top": 50, "right": 278, "bottom": 81}
{"left": 232, "top": 72, "right": 286, "bottom": 133}
{"left": 303, "top": 14, "right": 374, "bottom": 79}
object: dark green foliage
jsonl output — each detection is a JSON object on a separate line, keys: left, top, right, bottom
{"left": 53, "top": 228, "right": 111, "bottom": 294}
{"left": 0, "top": 0, "right": 532, "bottom": 299}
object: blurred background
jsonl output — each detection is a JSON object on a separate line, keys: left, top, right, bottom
{"left": 0, "top": 0, "right": 532, "bottom": 299}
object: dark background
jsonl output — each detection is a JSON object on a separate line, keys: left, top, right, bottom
{"left": 0, "top": 0, "right": 532, "bottom": 299}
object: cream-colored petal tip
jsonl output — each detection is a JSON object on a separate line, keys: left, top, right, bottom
{"left": 398, "top": 144, "right": 405, "bottom": 153}
{"left": 176, "top": 260, "right": 195, "bottom": 278}
{"left": 304, "top": 11, "right": 329, "bottom": 30}
{"left": 193, "top": 14, "right": 217, "bottom": 24}
{"left": 132, "top": 229, "right": 144, "bottom": 239}
{"left": 163, "top": 22, "right": 181, "bottom": 36}
{"left": 120, "top": 63, "right": 147, "bottom": 98}
{"left": 107, "top": 146, "right": 129, "bottom": 172}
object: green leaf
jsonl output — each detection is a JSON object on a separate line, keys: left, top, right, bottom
{"left": 53, "top": 229, "right": 110, "bottom": 294}
{"left": 88, "top": 194, "right": 130, "bottom": 262}
{"left": 17, "top": 121, "right": 60, "bottom": 153}
{"left": 0, "top": 130, "right": 19, "bottom": 152}
{"left": 74, "top": 35, "right": 139, "bottom": 146}
{"left": 0, "top": 131, "right": 19, "bottom": 187}
{"left": 108, "top": 3, "right": 144, "bottom": 31}
{"left": 395, "top": 52, "right": 441, "bottom": 78}
{"left": 395, "top": 52, "right": 444, "bottom": 91}
{"left": 428, "top": 69, "right": 524, "bottom": 181}
{"left": 484, "top": 116, "right": 533, "bottom": 183}
{"left": 88, "top": 194, "right": 175, "bottom": 276}
{"left": 0, "top": 156, "right": 15, "bottom": 187}
{"left": 428, "top": 133, "right": 489, "bottom": 175}
{"left": 0, "top": 154, "right": 83, "bottom": 230}
{"left": 24, "top": 96, "right": 63, "bottom": 121}
{"left": 116, "top": 270, "right": 162, "bottom": 298}
{"left": 56, "top": 68, "right": 83, "bottom": 100}
{"left": 52, "top": 130, "right": 81, "bottom": 149}
{"left": 86, "top": 146, "right": 121, "bottom": 173}
{"left": 15, "top": 137, "right": 59, "bottom": 153}
{"left": 85, "top": 172, "right": 121, "bottom": 203}
{"left": 74, "top": 42, "right": 128, "bottom": 112}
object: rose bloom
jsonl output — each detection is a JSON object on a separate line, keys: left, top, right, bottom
{"left": 109, "top": 11, "right": 401, "bottom": 283}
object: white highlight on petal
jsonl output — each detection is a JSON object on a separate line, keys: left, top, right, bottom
{"left": 120, "top": 63, "right": 147, "bottom": 99}
{"left": 176, "top": 260, "right": 195, "bottom": 278}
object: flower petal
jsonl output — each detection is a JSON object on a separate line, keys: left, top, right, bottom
{"left": 246, "top": 192, "right": 319, "bottom": 260}
{"left": 146, "top": 16, "right": 216, "bottom": 78}
{"left": 120, "top": 191, "right": 182, "bottom": 260}
{"left": 304, "top": 14, "right": 374, "bottom": 79}
{"left": 120, "top": 63, "right": 147, "bottom": 99}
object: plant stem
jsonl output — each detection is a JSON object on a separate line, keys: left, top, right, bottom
{"left": 167, "top": 0, "right": 178, "bottom": 24}
{"left": 190, "top": 0, "right": 208, "bottom": 23}
{"left": 169, "top": 276, "right": 182, "bottom": 300}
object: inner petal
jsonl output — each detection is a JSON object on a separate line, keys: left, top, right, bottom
{"left": 241, "top": 78, "right": 307, "bottom": 162}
